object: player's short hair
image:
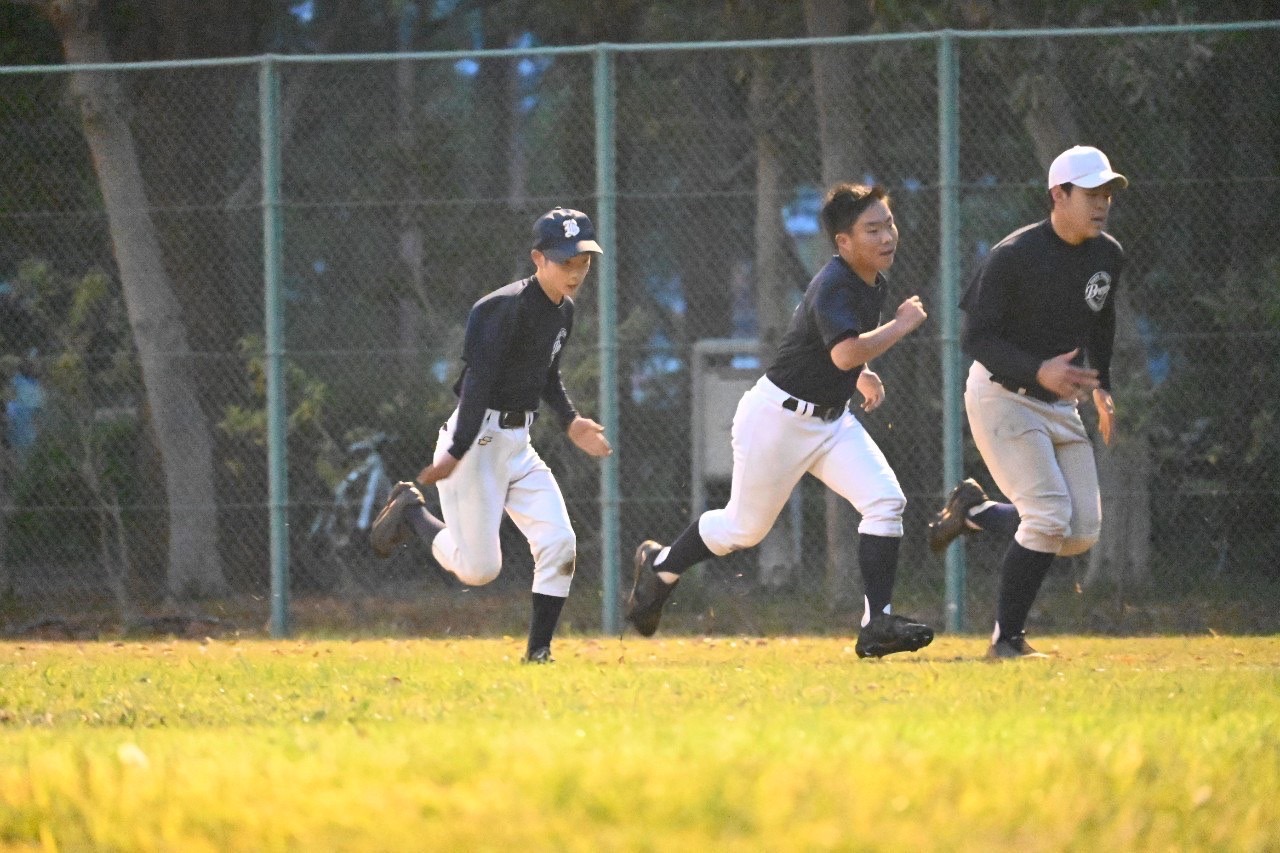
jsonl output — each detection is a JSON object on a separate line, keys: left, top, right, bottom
{"left": 821, "top": 183, "right": 890, "bottom": 244}
{"left": 1047, "top": 181, "right": 1075, "bottom": 210}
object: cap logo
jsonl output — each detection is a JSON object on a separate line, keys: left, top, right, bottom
{"left": 562, "top": 219, "right": 580, "bottom": 238}
{"left": 1084, "top": 272, "right": 1111, "bottom": 312}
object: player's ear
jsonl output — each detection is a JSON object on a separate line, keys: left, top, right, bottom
{"left": 531, "top": 249, "right": 545, "bottom": 266}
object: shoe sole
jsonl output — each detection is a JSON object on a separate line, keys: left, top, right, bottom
{"left": 856, "top": 626, "right": 935, "bottom": 659}
{"left": 625, "top": 541, "right": 666, "bottom": 637}
{"left": 985, "top": 647, "right": 1049, "bottom": 660}
{"left": 370, "top": 484, "right": 422, "bottom": 558}
{"left": 927, "top": 481, "right": 988, "bottom": 553}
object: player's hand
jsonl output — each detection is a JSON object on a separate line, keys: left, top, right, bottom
{"left": 568, "top": 416, "right": 613, "bottom": 458}
{"left": 857, "top": 369, "right": 885, "bottom": 412}
{"left": 894, "top": 295, "right": 927, "bottom": 333}
{"left": 1035, "top": 349, "right": 1099, "bottom": 400}
{"left": 415, "top": 454, "right": 459, "bottom": 487}
{"left": 1093, "top": 388, "right": 1116, "bottom": 446}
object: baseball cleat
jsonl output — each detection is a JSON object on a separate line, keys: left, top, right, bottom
{"left": 625, "top": 540, "right": 676, "bottom": 637}
{"left": 927, "top": 478, "right": 989, "bottom": 553}
{"left": 370, "top": 481, "right": 425, "bottom": 558}
{"left": 522, "top": 646, "right": 554, "bottom": 664}
{"left": 855, "top": 613, "right": 935, "bottom": 658}
{"left": 986, "top": 632, "right": 1048, "bottom": 660}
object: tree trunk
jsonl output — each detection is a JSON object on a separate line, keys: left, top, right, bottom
{"left": 805, "top": 0, "right": 871, "bottom": 609}
{"left": 750, "top": 51, "right": 800, "bottom": 590}
{"left": 1084, "top": 289, "right": 1152, "bottom": 590}
{"left": 1013, "top": 50, "right": 1082, "bottom": 170}
{"left": 1009, "top": 61, "right": 1154, "bottom": 592}
{"left": 804, "top": 0, "right": 872, "bottom": 182}
{"left": 396, "top": 3, "right": 428, "bottom": 383}
{"left": 49, "top": 0, "right": 228, "bottom": 599}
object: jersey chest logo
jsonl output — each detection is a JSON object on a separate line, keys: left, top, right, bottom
{"left": 549, "top": 328, "right": 567, "bottom": 365}
{"left": 1084, "top": 272, "right": 1111, "bottom": 312}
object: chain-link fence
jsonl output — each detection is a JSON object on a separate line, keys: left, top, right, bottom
{"left": 1, "top": 23, "right": 1277, "bottom": 638}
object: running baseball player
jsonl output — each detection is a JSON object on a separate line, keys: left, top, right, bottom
{"left": 370, "top": 207, "right": 612, "bottom": 664}
{"left": 931, "top": 145, "right": 1126, "bottom": 659}
{"left": 627, "top": 182, "right": 935, "bottom": 658}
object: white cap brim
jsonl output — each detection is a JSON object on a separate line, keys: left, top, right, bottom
{"left": 1062, "top": 169, "right": 1128, "bottom": 190}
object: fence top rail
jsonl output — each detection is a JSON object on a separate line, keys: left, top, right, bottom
{"left": 1, "top": 19, "right": 1276, "bottom": 76}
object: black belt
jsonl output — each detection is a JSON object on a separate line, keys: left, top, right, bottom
{"left": 782, "top": 397, "right": 845, "bottom": 423}
{"left": 497, "top": 410, "right": 535, "bottom": 429}
{"left": 990, "top": 376, "right": 1058, "bottom": 403}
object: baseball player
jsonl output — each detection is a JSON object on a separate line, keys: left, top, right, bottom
{"left": 932, "top": 145, "right": 1126, "bottom": 659}
{"left": 370, "top": 207, "right": 612, "bottom": 664}
{"left": 627, "top": 183, "right": 935, "bottom": 658}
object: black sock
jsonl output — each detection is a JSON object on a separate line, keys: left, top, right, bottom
{"left": 407, "top": 505, "right": 445, "bottom": 541}
{"left": 971, "top": 503, "right": 1019, "bottom": 537}
{"left": 527, "top": 592, "right": 566, "bottom": 655}
{"left": 653, "top": 521, "right": 715, "bottom": 576}
{"left": 995, "top": 541, "right": 1055, "bottom": 639}
{"left": 858, "top": 533, "right": 900, "bottom": 618}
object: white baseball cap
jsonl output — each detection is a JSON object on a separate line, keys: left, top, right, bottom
{"left": 1047, "top": 145, "right": 1128, "bottom": 189}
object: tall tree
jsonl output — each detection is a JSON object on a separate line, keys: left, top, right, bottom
{"left": 804, "top": 0, "right": 875, "bottom": 608}
{"left": 42, "top": 0, "right": 228, "bottom": 598}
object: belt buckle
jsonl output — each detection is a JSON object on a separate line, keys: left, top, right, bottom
{"left": 499, "top": 411, "right": 524, "bottom": 429}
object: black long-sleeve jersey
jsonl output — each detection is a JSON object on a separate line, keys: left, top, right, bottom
{"left": 448, "top": 277, "right": 578, "bottom": 459}
{"left": 960, "top": 219, "right": 1124, "bottom": 393}
{"left": 766, "top": 255, "right": 887, "bottom": 409}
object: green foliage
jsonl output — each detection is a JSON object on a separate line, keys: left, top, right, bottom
{"left": 218, "top": 333, "right": 458, "bottom": 496}
{"left": 0, "top": 261, "right": 143, "bottom": 568}
{"left": 219, "top": 334, "right": 331, "bottom": 446}
{"left": 0, "top": 636, "right": 1277, "bottom": 850}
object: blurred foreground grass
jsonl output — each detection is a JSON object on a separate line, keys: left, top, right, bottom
{"left": 1, "top": 635, "right": 1278, "bottom": 851}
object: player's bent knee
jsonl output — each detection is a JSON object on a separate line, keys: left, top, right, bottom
{"left": 539, "top": 530, "right": 577, "bottom": 575}
{"left": 1058, "top": 532, "right": 1099, "bottom": 557}
{"left": 452, "top": 558, "right": 503, "bottom": 586}
{"left": 1015, "top": 518, "right": 1070, "bottom": 554}
{"left": 859, "top": 492, "right": 906, "bottom": 520}
{"left": 724, "top": 523, "right": 772, "bottom": 551}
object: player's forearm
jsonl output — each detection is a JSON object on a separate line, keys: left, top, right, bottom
{"left": 448, "top": 372, "right": 490, "bottom": 458}
{"left": 541, "top": 372, "right": 579, "bottom": 429}
{"left": 961, "top": 325, "right": 1043, "bottom": 387}
{"left": 830, "top": 319, "right": 912, "bottom": 371}
{"left": 1088, "top": 309, "right": 1116, "bottom": 391}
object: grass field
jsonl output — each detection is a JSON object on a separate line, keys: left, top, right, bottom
{"left": 1, "top": 634, "right": 1278, "bottom": 851}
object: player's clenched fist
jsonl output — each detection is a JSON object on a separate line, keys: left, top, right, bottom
{"left": 895, "top": 295, "right": 927, "bottom": 332}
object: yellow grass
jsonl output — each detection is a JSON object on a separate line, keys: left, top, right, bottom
{"left": 1, "top": 635, "right": 1278, "bottom": 851}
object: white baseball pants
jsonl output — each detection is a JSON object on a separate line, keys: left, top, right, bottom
{"left": 429, "top": 408, "right": 576, "bottom": 597}
{"left": 699, "top": 376, "right": 906, "bottom": 555}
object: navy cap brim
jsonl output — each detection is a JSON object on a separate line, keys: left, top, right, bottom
{"left": 540, "top": 239, "right": 603, "bottom": 263}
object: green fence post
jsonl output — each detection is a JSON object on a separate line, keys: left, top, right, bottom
{"left": 938, "top": 32, "right": 966, "bottom": 633}
{"left": 595, "top": 44, "right": 620, "bottom": 635}
{"left": 261, "top": 56, "right": 289, "bottom": 638}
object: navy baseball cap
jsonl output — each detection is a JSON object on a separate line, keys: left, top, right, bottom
{"left": 532, "top": 208, "right": 603, "bottom": 262}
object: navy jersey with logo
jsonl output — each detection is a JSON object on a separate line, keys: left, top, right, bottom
{"left": 960, "top": 219, "right": 1124, "bottom": 391}
{"left": 766, "top": 255, "right": 888, "bottom": 409}
{"left": 448, "top": 277, "right": 578, "bottom": 458}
